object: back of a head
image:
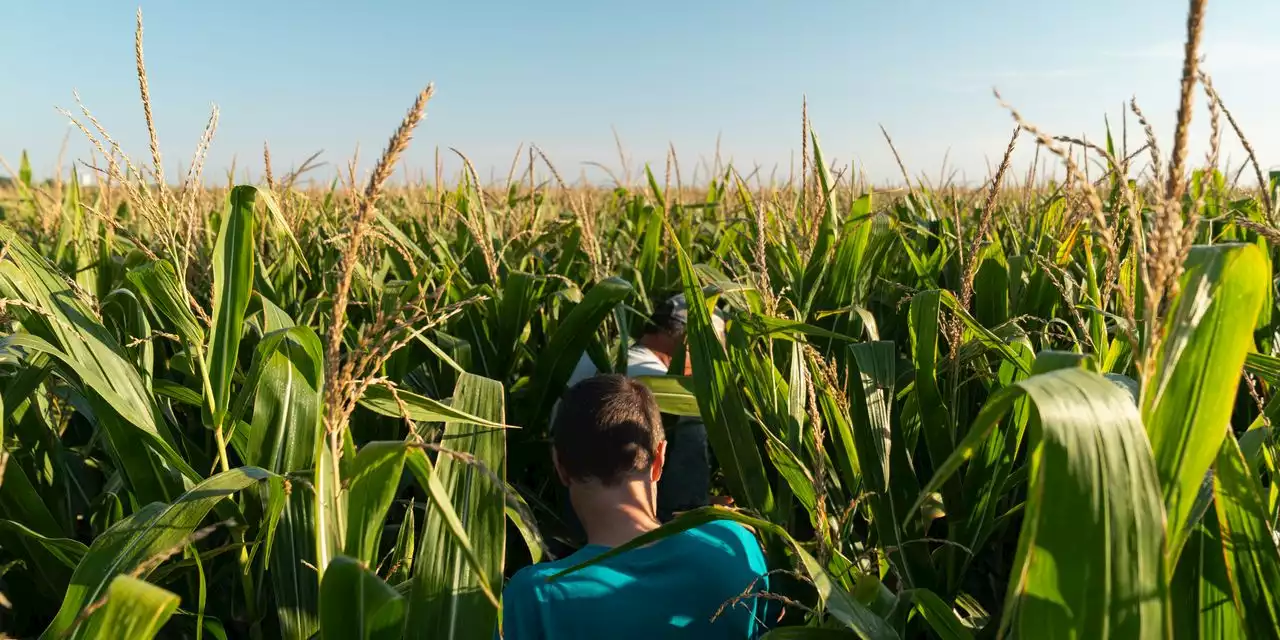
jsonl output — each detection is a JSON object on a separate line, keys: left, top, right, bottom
{"left": 553, "top": 374, "right": 665, "bottom": 485}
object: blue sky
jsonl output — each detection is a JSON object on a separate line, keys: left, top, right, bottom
{"left": 4, "top": 0, "right": 1278, "bottom": 186}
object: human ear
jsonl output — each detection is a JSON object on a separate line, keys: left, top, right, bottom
{"left": 552, "top": 449, "right": 570, "bottom": 487}
{"left": 650, "top": 440, "right": 668, "bottom": 483}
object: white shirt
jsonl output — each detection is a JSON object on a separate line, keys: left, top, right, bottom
{"left": 565, "top": 344, "right": 669, "bottom": 389}
{"left": 552, "top": 344, "right": 671, "bottom": 427}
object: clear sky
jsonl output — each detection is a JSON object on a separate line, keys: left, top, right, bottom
{"left": 4, "top": 0, "right": 1278, "bottom": 187}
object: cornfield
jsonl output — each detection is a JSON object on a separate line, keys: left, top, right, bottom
{"left": 2, "top": 1, "right": 1279, "bottom": 638}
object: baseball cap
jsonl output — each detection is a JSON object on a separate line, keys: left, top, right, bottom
{"left": 653, "top": 293, "right": 726, "bottom": 338}
{"left": 654, "top": 294, "right": 690, "bottom": 327}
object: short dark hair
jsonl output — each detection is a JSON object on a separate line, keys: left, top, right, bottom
{"left": 552, "top": 374, "right": 665, "bottom": 485}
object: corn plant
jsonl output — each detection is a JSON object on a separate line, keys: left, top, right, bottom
{"left": 1, "top": 0, "right": 1278, "bottom": 638}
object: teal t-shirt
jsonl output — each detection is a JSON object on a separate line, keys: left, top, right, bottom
{"left": 498, "top": 521, "right": 769, "bottom": 639}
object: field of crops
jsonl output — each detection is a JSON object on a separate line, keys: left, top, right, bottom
{"left": 3, "top": 2, "right": 1280, "bottom": 639}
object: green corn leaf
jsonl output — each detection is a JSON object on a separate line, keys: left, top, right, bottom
{"left": 101, "top": 287, "right": 156, "bottom": 377}
{"left": 847, "top": 341, "right": 937, "bottom": 591}
{"left": 402, "top": 449, "right": 499, "bottom": 611}
{"left": 0, "top": 519, "right": 87, "bottom": 569}
{"left": 42, "top": 467, "right": 271, "bottom": 640}
{"left": 0, "top": 225, "right": 195, "bottom": 501}
{"left": 670, "top": 220, "right": 775, "bottom": 518}
{"left": 405, "top": 372, "right": 505, "bottom": 639}
{"left": 736, "top": 314, "right": 859, "bottom": 344}
{"left": 814, "top": 369, "right": 863, "bottom": 502}
{"left": 799, "top": 130, "right": 840, "bottom": 313}
{"left": 761, "top": 427, "right": 817, "bottom": 516}
{"left": 359, "top": 384, "right": 507, "bottom": 430}
{"left": 320, "top": 556, "right": 405, "bottom": 640}
{"left": 1244, "top": 352, "right": 1280, "bottom": 386}
{"left": 1210, "top": 434, "right": 1280, "bottom": 636}
{"left": 387, "top": 502, "right": 416, "bottom": 585}
{"left": 634, "top": 375, "right": 701, "bottom": 417}
{"left": 127, "top": 260, "right": 204, "bottom": 347}
{"left": 794, "top": 544, "right": 898, "bottom": 640}
{"left": 1143, "top": 244, "right": 1267, "bottom": 562}
{"left": 911, "top": 367, "right": 1168, "bottom": 639}
{"left": 55, "top": 166, "right": 82, "bottom": 267}
{"left": 377, "top": 212, "right": 429, "bottom": 262}
{"left": 0, "top": 333, "right": 198, "bottom": 501}
{"left": 230, "top": 326, "right": 323, "bottom": 434}
{"left": 973, "top": 258, "right": 1010, "bottom": 330}
{"left": 250, "top": 185, "right": 309, "bottom": 275}
{"left": 814, "top": 304, "right": 880, "bottom": 342}
{"left": 246, "top": 328, "right": 323, "bottom": 473}
{"left": 207, "top": 185, "right": 258, "bottom": 428}
{"left": 413, "top": 332, "right": 467, "bottom": 375}
{"left": 636, "top": 199, "right": 665, "bottom": 295}
{"left": 77, "top": 575, "right": 181, "bottom": 640}
{"left": 484, "top": 272, "right": 548, "bottom": 380}
{"left": 897, "top": 589, "right": 973, "bottom": 640}
{"left": 785, "top": 340, "right": 806, "bottom": 456}
{"left": 344, "top": 442, "right": 409, "bottom": 566}
{"left": 952, "top": 340, "right": 1035, "bottom": 580}
{"left": 909, "top": 291, "right": 961, "bottom": 513}
{"left": 0, "top": 444, "right": 83, "bottom": 607}
{"left": 1171, "top": 509, "right": 1245, "bottom": 638}
{"left": 153, "top": 379, "right": 203, "bottom": 408}
{"left": 269, "top": 480, "right": 320, "bottom": 640}
{"left": 259, "top": 293, "right": 296, "bottom": 332}
{"left": 524, "top": 276, "right": 633, "bottom": 423}
{"left": 815, "top": 194, "right": 883, "bottom": 326}
{"left": 18, "top": 150, "right": 32, "bottom": 189}
{"left": 936, "top": 289, "right": 1030, "bottom": 373}
{"left": 191, "top": 542, "right": 208, "bottom": 640}
{"left": 239, "top": 326, "right": 324, "bottom": 639}
{"left": 504, "top": 496, "right": 544, "bottom": 565}
{"left": 645, "top": 164, "right": 667, "bottom": 212}
{"left": 850, "top": 343, "right": 892, "bottom": 490}
{"left": 0, "top": 351, "right": 51, "bottom": 421}
{"left": 724, "top": 325, "right": 795, "bottom": 446}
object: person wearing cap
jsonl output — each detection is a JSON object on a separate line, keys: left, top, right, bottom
{"left": 565, "top": 293, "right": 705, "bottom": 385}
{"left": 560, "top": 293, "right": 723, "bottom": 522}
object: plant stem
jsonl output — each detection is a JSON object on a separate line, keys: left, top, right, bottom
{"left": 238, "top": 539, "right": 262, "bottom": 640}
{"left": 193, "top": 348, "right": 230, "bottom": 473}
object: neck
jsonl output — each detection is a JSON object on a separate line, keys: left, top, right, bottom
{"left": 637, "top": 333, "right": 674, "bottom": 367}
{"left": 569, "top": 478, "right": 662, "bottom": 548}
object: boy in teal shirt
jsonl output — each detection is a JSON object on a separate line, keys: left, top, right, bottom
{"left": 499, "top": 375, "right": 770, "bottom": 639}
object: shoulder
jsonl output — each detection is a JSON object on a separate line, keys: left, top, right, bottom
{"left": 688, "top": 520, "right": 767, "bottom": 566}
{"left": 506, "top": 559, "right": 562, "bottom": 593}
{"left": 694, "top": 519, "right": 762, "bottom": 546}
{"left": 501, "top": 562, "right": 558, "bottom": 623}
{"left": 626, "top": 346, "right": 668, "bottom": 377}
{"left": 565, "top": 354, "right": 599, "bottom": 387}
{"left": 505, "top": 549, "right": 597, "bottom": 595}
{"left": 502, "top": 564, "right": 542, "bottom": 604}
{"left": 501, "top": 563, "right": 559, "bottom": 640}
